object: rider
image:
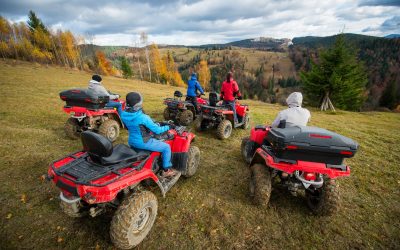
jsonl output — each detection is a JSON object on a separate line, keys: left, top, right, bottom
{"left": 88, "top": 74, "right": 122, "bottom": 114}
{"left": 186, "top": 73, "right": 205, "bottom": 112}
{"left": 220, "top": 72, "right": 242, "bottom": 124}
{"left": 120, "top": 92, "right": 178, "bottom": 177}
{"left": 271, "top": 92, "right": 311, "bottom": 128}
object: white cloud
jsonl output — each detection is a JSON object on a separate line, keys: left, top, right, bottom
{"left": 0, "top": 0, "right": 399, "bottom": 45}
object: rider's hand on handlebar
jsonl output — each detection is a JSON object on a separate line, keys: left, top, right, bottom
{"left": 169, "top": 123, "right": 177, "bottom": 130}
{"left": 237, "top": 96, "right": 243, "bottom": 100}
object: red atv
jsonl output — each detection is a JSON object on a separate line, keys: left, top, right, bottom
{"left": 196, "top": 93, "right": 250, "bottom": 139}
{"left": 163, "top": 90, "right": 208, "bottom": 126}
{"left": 241, "top": 124, "right": 358, "bottom": 215}
{"left": 47, "top": 125, "right": 200, "bottom": 249}
{"left": 60, "top": 88, "right": 125, "bottom": 142}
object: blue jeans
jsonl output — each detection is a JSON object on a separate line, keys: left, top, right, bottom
{"left": 223, "top": 100, "right": 238, "bottom": 123}
{"left": 133, "top": 138, "right": 172, "bottom": 170}
{"left": 105, "top": 101, "right": 123, "bottom": 114}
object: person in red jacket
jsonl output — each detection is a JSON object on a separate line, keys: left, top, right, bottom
{"left": 220, "top": 72, "right": 242, "bottom": 123}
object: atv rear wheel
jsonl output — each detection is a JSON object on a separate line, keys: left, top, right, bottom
{"left": 306, "top": 177, "right": 339, "bottom": 215}
{"left": 110, "top": 191, "right": 158, "bottom": 249}
{"left": 216, "top": 120, "right": 232, "bottom": 139}
{"left": 163, "top": 107, "right": 171, "bottom": 120}
{"left": 99, "top": 119, "right": 120, "bottom": 142}
{"left": 183, "top": 146, "right": 200, "bottom": 177}
{"left": 250, "top": 164, "right": 272, "bottom": 207}
{"left": 64, "top": 118, "right": 81, "bottom": 139}
{"left": 178, "top": 110, "right": 194, "bottom": 126}
{"left": 241, "top": 114, "right": 250, "bottom": 129}
{"left": 241, "top": 136, "right": 255, "bottom": 164}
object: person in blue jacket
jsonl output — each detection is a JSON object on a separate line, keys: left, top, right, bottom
{"left": 186, "top": 73, "right": 205, "bottom": 112}
{"left": 120, "top": 92, "right": 178, "bottom": 177}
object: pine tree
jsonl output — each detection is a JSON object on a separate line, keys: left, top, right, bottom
{"left": 27, "top": 10, "right": 48, "bottom": 33}
{"left": 301, "top": 34, "right": 368, "bottom": 111}
{"left": 120, "top": 56, "right": 133, "bottom": 79}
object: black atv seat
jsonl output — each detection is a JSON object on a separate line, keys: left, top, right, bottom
{"left": 81, "top": 131, "right": 149, "bottom": 166}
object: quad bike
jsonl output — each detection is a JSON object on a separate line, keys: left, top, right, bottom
{"left": 196, "top": 92, "right": 250, "bottom": 139}
{"left": 163, "top": 90, "right": 208, "bottom": 126}
{"left": 60, "top": 88, "right": 125, "bottom": 142}
{"left": 241, "top": 124, "right": 358, "bottom": 215}
{"left": 47, "top": 125, "right": 200, "bottom": 249}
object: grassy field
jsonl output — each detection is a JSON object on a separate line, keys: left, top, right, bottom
{"left": 0, "top": 60, "right": 399, "bottom": 249}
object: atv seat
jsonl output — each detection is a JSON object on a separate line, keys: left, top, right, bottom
{"left": 81, "top": 131, "right": 149, "bottom": 166}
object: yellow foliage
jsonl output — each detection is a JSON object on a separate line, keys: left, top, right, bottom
{"left": 0, "top": 16, "right": 10, "bottom": 36}
{"left": 96, "top": 51, "right": 116, "bottom": 76}
{"left": 59, "top": 31, "right": 79, "bottom": 66}
{"left": 197, "top": 60, "right": 211, "bottom": 91}
{"left": 0, "top": 41, "right": 9, "bottom": 57}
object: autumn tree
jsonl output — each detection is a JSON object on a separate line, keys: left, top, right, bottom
{"left": 141, "top": 32, "right": 151, "bottom": 81}
{"left": 150, "top": 43, "right": 164, "bottom": 83}
{"left": 96, "top": 50, "right": 116, "bottom": 76}
{"left": 196, "top": 59, "right": 211, "bottom": 91}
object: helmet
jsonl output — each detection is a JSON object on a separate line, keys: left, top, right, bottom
{"left": 126, "top": 92, "right": 143, "bottom": 111}
{"left": 92, "top": 74, "right": 102, "bottom": 82}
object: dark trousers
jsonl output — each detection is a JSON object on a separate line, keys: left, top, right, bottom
{"left": 223, "top": 100, "right": 238, "bottom": 123}
{"left": 186, "top": 96, "right": 199, "bottom": 113}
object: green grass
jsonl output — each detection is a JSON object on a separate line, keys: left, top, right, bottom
{"left": 0, "top": 60, "right": 399, "bottom": 249}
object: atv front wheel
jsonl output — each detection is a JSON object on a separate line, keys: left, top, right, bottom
{"left": 178, "top": 110, "right": 194, "bottom": 126}
{"left": 241, "top": 114, "right": 250, "bottom": 129}
{"left": 241, "top": 136, "right": 255, "bottom": 164}
{"left": 195, "top": 117, "right": 207, "bottom": 131}
{"left": 305, "top": 177, "right": 339, "bottom": 215}
{"left": 216, "top": 120, "right": 232, "bottom": 139}
{"left": 110, "top": 191, "right": 158, "bottom": 249}
{"left": 249, "top": 164, "right": 272, "bottom": 207}
{"left": 64, "top": 118, "right": 81, "bottom": 139}
{"left": 163, "top": 107, "right": 171, "bottom": 120}
{"left": 183, "top": 146, "right": 200, "bottom": 177}
{"left": 99, "top": 119, "right": 120, "bottom": 142}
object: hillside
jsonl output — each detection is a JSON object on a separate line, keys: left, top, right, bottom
{"left": 0, "top": 60, "right": 399, "bottom": 249}
{"left": 290, "top": 33, "right": 400, "bottom": 109}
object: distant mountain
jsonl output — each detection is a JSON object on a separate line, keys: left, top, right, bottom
{"left": 292, "top": 33, "right": 379, "bottom": 48}
{"left": 385, "top": 34, "right": 400, "bottom": 39}
{"left": 195, "top": 37, "right": 291, "bottom": 51}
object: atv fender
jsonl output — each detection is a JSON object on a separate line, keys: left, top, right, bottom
{"left": 107, "top": 113, "right": 124, "bottom": 128}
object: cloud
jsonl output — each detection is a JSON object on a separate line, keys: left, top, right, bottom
{"left": 359, "top": 0, "right": 400, "bottom": 7}
{"left": 0, "top": 0, "right": 399, "bottom": 45}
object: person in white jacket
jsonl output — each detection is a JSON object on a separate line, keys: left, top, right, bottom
{"left": 88, "top": 75, "right": 122, "bottom": 113}
{"left": 271, "top": 92, "right": 311, "bottom": 128}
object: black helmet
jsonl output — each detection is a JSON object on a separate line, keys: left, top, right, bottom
{"left": 126, "top": 92, "right": 143, "bottom": 111}
{"left": 92, "top": 74, "right": 102, "bottom": 82}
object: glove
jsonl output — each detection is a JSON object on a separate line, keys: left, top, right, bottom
{"left": 238, "top": 96, "right": 243, "bottom": 100}
{"left": 169, "top": 123, "right": 176, "bottom": 129}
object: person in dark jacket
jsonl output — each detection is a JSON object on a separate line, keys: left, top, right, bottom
{"left": 186, "top": 73, "right": 205, "bottom": 112}
{"left": 120, "top": 92, "right": 178, "bottom": 177}
{"left": 220, "top": 72, "right": 242, "bottom": 123}
{"left": 88, "top": 74, "right": 122, "bottom": 113}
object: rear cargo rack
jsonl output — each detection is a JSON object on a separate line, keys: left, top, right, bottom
{"left": 51, "top": 152, "right": 149, "bottom": 187}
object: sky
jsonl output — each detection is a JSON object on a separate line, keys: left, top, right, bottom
{"left": 0, "top": 0, "right": 399, "bottom": 46}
